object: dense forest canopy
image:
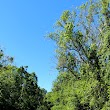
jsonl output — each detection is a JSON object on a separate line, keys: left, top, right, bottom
{"left": 0, "top": 0, "right": 110, "bottom": 110}
{"left": 0, "top": 49, "right": 52, "bottom": 109}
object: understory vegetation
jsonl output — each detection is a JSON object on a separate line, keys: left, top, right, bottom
{"left": 0, "top": 0, "right": 110, "bottom": 110}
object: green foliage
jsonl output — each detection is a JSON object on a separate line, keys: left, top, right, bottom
{"left": 0, "top": 48, "right": 50, "bottom": 110}
{"left": 0, "top": 0, "right": 110, "bottom": 109}
{"left": 47, "top": 0, "right": 110, "bottom": 110}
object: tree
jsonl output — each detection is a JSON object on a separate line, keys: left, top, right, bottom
{"left": 47, "top": 0, "right": 110, "bottom": 109}
{"left": 0, "top": 48, "right": 50, "bottom": 110}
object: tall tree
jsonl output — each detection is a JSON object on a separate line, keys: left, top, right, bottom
{"left": 47, "top": 0, "right": 110, "bottom": 109}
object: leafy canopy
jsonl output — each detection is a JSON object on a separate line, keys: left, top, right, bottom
{"left": 47, "top": 0, "right": 110, "bottom": 110}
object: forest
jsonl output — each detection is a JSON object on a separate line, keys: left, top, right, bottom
{"left": 0, "top": 0, "right": 110, "bottom": 109}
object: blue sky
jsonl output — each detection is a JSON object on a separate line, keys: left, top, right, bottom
{"left": 0, "top": 0, "right": 86, "bottom": 92}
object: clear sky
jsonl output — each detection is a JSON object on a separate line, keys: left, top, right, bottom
{"left": 0, "top": 0, "right": 87, "bottom": 92}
